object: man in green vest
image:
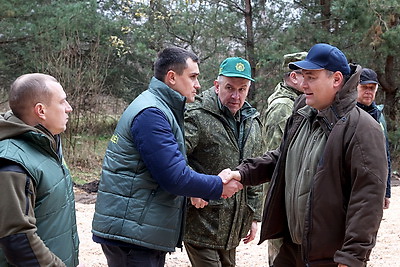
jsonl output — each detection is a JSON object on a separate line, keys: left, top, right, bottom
{"left": 0, "top": 73, "right": 79, "bottom": 266}
{"left": 92, "top": 47, "right": 243, "bottom": 267}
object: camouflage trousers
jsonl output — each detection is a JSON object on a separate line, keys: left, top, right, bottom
{"left": 184, "top": 242, "right": 236, "bottom": 267}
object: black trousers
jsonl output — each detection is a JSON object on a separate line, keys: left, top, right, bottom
{"left": 101, "top": 243, "right": 167, "bottom": 267}
{"left": 273, "top": 238, "right": 338, "bottom": 267}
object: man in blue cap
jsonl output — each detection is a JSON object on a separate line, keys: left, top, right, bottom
{"left": 183, "top": 57, "right": 263, "bottom": 267}
{"left": 229, "top": 44, "right": 387, "bottom": 266}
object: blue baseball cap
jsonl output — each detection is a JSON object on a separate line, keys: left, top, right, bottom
{"left": 289, "top": 43, "right": 350, "bottom": 75}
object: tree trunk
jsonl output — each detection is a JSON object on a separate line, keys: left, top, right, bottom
{"left": 244, "top": 0, "right": 256, "bottom": 100}
{"left": 378, "top": 55, "right": 399, "bottom": 124}
{"left": 320, "top": 0, "right": 331, "bottom": 31}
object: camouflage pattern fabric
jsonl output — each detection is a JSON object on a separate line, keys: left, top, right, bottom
{"left": 282, "top": 52, "right": 308, "bottom": 73}
{"left": 262, "top": 82, "right": 302, "bottom": 151}
{"left": 184, "top": 87, "right": 263, "bottom": 250}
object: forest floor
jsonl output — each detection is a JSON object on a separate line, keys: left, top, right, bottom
{"left": 74, "top": 175, "right": 400, "bottom": 267}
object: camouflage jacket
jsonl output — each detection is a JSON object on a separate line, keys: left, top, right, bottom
{"left": 183, "top": 87, "right": 263, "bottom": 250}
{"left": 262, "top": 82, "right": 302, "bottom": 151}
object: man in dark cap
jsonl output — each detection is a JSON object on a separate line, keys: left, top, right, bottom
{"left": 357, "top": 67, "right": 391, "bottom": 209}
{"left": 229, "top": 43, "right": 387, "bottom": 266}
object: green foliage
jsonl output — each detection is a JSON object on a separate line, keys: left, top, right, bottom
{"left": 1, "top": 0, "right": 399, "bottom": 172}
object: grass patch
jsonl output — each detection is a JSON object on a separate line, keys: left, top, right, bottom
{"left": 63, "top": 134, "right": 110, "bottom": 184}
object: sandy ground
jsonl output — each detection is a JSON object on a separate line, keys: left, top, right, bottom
{"left": 75, "top": 177, "right": 400, "bottom": 266}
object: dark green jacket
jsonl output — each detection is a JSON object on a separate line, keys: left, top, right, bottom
{"left": 0, "top": 112, "right": 79, "bottom": 267}
{"left": 92, "top": 77, "right": 223, "bottom": 252}
{"left": 184, "top": 88, "right": 263, "bottom": 250}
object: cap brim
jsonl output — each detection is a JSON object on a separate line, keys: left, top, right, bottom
{"left": 360, "top": 80, "right": 378, "bottom": 85}
{"left": 289, "top": 60, "right": 324, "bottom": 71}
{"left": 221, "top": 73, "right": 255, "bottom": 82}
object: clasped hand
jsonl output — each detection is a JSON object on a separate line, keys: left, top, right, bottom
{"left": 218, "top": 168, "right": 242, "bottom": 198}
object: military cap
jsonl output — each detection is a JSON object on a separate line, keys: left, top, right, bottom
{"left": 282, "top": 52, "right": 308, "bottom": 72}
{"left": 219, "top": 57, "right": 254, "bottom": 81}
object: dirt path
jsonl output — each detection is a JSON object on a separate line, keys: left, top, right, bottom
{"left": 75, "top": 177, "right": 400, "bottom": 266}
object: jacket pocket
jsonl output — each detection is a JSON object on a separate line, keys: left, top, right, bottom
{"left": 138, "top": 189, "right": 156, "bottom": 225}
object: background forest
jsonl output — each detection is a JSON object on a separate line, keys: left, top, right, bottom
{"left": 1, "top": 0, "right": 399, "bottom": 183}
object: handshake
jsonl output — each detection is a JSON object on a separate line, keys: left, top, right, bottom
{"left": 218, "top": 168, "right": 242, "bottom": 199}
{"left": 191, "top": 168, "right": 242, "bottom": 209}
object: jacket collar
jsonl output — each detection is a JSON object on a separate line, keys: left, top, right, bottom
{"left": 0, "top": 111, "right": 60, "bottom": 157}
{"left": 356, "top": 101, "right": 377, "bottom": 111}
{"left": 317, "top": 64, "right": 361, "bottom": 131}
{"left": 193, "top": 87, "right": 259, "bottom": 121}
{"left": 294, "top": 64, "right": 362, "bottom": 134}
{"left": 148, "top": 77, "right": 187, "bottom": 121}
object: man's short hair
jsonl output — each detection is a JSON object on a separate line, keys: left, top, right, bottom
{"left": 154, "top": 47, "right": 199, "bottom": 81}
{"left": 9, "top": 73, "right": 58, "bottom": 120}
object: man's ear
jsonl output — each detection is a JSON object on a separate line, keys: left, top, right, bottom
{"left": 289, "top": 72, "right": 299, "bottom": 84}
{"left": 214, "top": 80, "right": 220, "bottom": 94}
{"left": 165, "top": 70, "right": 176, "bottom": 87}
{"left": 34, "top": 103, "right": 46, "bottom": 120}
{"left": 333, "top": 71, "right": 344, "bottom": 88}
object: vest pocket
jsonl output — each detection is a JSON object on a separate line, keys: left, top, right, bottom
{"left": 138, "top": 189, "right": 156, "bottom": 225}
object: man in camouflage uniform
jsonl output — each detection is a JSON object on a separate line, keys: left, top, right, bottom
{"left": 184, "top": 57, "right": 263, "bottom": 267}
{"left": 262, "top": 52, "right": 307, "bottom": 267}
